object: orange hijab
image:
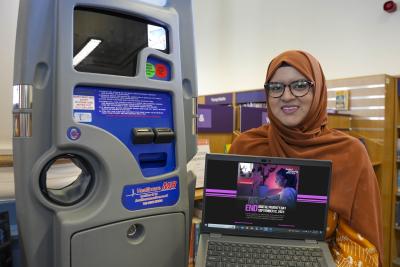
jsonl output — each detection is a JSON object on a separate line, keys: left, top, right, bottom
{"left": 229, "top": 50, "right": 383, "bottom": 263}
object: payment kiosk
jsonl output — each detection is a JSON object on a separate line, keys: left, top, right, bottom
{"left": 12, "top": 0, "right": 197, "bottom": 266}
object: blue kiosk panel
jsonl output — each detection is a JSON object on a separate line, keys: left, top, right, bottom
{"left": 73, "top": 86, "right": 176, "bottom": 177}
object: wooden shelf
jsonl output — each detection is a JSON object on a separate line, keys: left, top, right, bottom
{"left": 372, "top": 161, "right": 381, "bottom": 167}
{"left": 393, "top": 257, "right": 400, "bottom": 266}
{"left": 327, "top": 110, "right": 352, "bottom": 116}
{"left": 194, "top": 188, "right": 203, "bottom": 200}
{"left": 0, "top": 155, "right": 13, "bottom": 167}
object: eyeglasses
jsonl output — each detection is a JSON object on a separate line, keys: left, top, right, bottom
{"left": 264, "top": 79, "right": 314, "bottom": 98}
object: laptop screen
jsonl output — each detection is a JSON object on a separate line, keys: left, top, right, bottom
{"left": 201, "top": 154, "right": 331, "bottom": 241}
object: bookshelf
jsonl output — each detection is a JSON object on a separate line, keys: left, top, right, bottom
{"left": 327, "top": 75, "right": 396, "bottom": 267}
{"left": 392, "top": 78, "right": 400, "bottom": 267}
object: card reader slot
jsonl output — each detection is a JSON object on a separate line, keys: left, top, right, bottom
{"left": 139, "top": 152, "right": 167, "bottom": 168}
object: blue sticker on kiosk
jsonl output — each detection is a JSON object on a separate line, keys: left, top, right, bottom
{"left": 122, "top": 176, "right": 179, "bottom": 211}
{"left": 66, "top": 126, "right": 81, "bottom": 140}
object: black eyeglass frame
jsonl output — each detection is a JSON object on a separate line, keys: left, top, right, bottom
{"left": 264, "top": 80, "right": 314, "bottom": 98}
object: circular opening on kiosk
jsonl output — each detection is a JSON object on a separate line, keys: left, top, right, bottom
{"left": 39, "top": 154, "right": 94, "bottom": 206}
{"left": 126, "top": 223, "right": 145, "bottom": 244}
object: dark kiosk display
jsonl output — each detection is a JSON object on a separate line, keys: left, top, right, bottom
{"left": 74, "top": 7, "right": 169, "bottom": 76}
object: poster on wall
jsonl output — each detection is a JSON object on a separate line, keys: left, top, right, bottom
{"left": 197, "top": 105, "right": 233, "bottom": 133}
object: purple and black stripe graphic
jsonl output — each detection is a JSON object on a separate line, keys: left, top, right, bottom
{"left": 205, "top": 188, "right": 237, "bottom": 198}
{"left": 297, "top": 194, "right": 328, "bottom": 204}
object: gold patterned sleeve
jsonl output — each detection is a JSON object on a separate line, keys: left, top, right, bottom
{"left": 328, "top": 212, "right": 379, "bottom": 267}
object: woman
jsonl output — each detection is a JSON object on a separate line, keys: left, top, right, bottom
{"left": 229, "top": 50, "right": 383, "bottom": 266}
{"left": 250, "top": 165, "right": 264, "bottom": 197}
{"left": 270, "top": 168, "right": 298, "bottom": 208}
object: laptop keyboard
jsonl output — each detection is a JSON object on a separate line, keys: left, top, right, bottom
{"left": 206, "top": 241, "right": 325, "bottom": 267}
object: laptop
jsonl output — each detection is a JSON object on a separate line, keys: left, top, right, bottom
{"left": 195, "top": 153, "right": 335, "bottom": 267}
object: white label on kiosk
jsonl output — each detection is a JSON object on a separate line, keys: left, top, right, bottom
{"left": 73, "top": 95, "right": 95, "bottom": 110}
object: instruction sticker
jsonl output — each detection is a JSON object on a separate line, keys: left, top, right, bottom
{"left": 73, "top": 95, "right": 95, "bottom": 110}
{"left": 121, "top": 177, "right": 179, "bottom": 211}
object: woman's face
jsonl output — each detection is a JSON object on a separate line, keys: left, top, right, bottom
{"left": 267, "top": 66, "right": 314, "bottom": 127}
{"left": 275, "top": 175, "right": 286, "bottom": 188}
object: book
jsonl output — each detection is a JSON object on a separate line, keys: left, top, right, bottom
{"left": 396, "top": 201, "right": 400, "bottom": 228}
{"left": 397, "top": 139, "right": 400, "bottom": 161}
{"left": 224, "top": 144, "right": 231, "bottom": 154}
{"left": 192, "top": 217, "right": 202, "bottom": 264}
{"left": 335, "top": 90, "right": 349, "bottom": 111}
{"left": 193, "top": 200, "right": 203, "bottom": 219}
{"left": 397, "top": 169, "right": 400, "bottom": 193}
{"left": 188, "top": 219, "right": 195, "bottom": 265}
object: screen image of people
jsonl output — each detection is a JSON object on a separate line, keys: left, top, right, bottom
{"left": 237, "top": 163, "right": 299, "bottom": 208}
{"left": 203, "top": 158, "right": 330, "bottom": 237}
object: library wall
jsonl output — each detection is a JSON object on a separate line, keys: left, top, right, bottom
{"left": 197, "top": 0, "right": 400, "bottom": 95}
{"left": 3, "top": 1, "right": 400, "bottom": 154}
{"left": 0, "top": 1, "right": 19, "bottom": 155}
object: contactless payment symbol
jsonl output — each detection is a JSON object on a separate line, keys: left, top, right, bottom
{"left": 67, "top": 126, "right": 81, "bottom": 141}
{"left": 146, "top": 63, "right": 156, "bottom": 78}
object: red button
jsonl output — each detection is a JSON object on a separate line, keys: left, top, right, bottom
{"left": 155, "top": 64, "right": 168, "bottom": 79}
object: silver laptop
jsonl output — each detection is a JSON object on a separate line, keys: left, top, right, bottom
{"left": 195, "top": 153, "right": 335, "bottom": 267}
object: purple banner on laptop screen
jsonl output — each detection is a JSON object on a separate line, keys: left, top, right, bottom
{"left": 240, "top": 107, "right": 269, "bottom": 132}
{"left": 236, "top": 90, "right": 266, "bottom": 104}
{"left": 205, "top": 93, "right": 233, "bottom": 105}
{"left": 198, "top": 104, "right": 233, "bottom": 133}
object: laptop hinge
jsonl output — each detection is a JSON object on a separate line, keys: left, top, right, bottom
{"left": 305, "top": 239, "right": 318, "bottom": 244}
{"left": 210, "top": 233, "right": 223, "bottom": 238}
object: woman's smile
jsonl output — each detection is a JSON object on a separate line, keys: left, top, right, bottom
{"left": 281, "top": 105, "right": 299, "bottom": 114}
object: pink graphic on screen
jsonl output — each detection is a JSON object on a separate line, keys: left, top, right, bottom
{"left": 237, "top": 163, "right": 299, "bottom": 207}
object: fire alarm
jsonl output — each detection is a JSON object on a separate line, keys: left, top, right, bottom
{"left": 383, "top": 1, "right": 397, "bottom": 13}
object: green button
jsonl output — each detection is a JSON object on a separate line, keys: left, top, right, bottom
{"left": 146, "top": 63, "right": 156, "bottom": 78}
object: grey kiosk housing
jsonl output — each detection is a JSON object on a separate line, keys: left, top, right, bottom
{"left": 13, "top": 0, "right": 198, "bottom": 266}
